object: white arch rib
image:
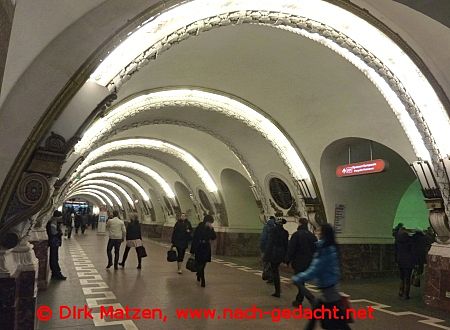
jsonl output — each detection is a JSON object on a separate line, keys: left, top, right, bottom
{"left": 67, "top": 191, "right": 106, "bottom": 205}
{"left": 71, "top": 189, "right": 114, "bottom": 207}
{"left": 73, "top": 172, "right": 150, "bottom": 201}
{"left": 70, "top": 185, "right": 123, "bottom": 208}
{"left": 74, "top": 139, "right": 218, "bottom": 193}
{"left": 80, "top": 160, "right": 175, "bottom": 198}
{"left": 71, "top": 179, "right": 134, "bottom": 206}
{"left": 75, "top": 90, "right": 310, "bottom": 182}
{"left": 88, "top": 0, "right": 450, "bottom": 158}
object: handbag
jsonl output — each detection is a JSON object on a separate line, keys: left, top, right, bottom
{"left": 136, "top": 246, "right": 147, "bottom": 258}
{"left": 412, "top": 268, "right": 421, "bottom": 287}
{"left": 167, "top": 249, "right": 177, "bottom": 262}
{"left": 186, "top": 256, "right": 198, "bottom": 272}
{"left": 262, "top": 262, "right": 272, "bottom": 281}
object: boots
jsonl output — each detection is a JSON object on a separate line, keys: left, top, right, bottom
{"left": 177, "top": 262, "right": 182, "bottom": 274}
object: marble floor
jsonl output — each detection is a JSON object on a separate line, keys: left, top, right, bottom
{"left": 36, "top": 231, "right": 450, "bottom": 330}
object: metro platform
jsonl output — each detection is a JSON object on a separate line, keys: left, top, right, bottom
{"left": 36, "top": 232, "right": 450, "bottom": 330}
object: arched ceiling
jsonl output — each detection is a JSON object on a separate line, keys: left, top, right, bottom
{"left": 1, "top": 0, "right": 450, "bottom": 223}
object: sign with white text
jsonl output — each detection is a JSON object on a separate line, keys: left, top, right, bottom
{"left": 336, "top": 159, "right": 386, "bottom": 177}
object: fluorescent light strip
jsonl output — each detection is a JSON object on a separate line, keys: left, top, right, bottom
{"left": 75, "top": 90, "right": 310, "bottom": 182}
{"left": 66, "top": 191, "right": 106, "bottom": 205}
{"left": 70, "top": 179, "right": 134, "bottom": 206}
{"left": 74, "top": 139, "right": 218, "bottom": 193}
{"left": 80, "top": 161, "right": 175, "bottom": 198}
{"left": 88, "top": 0, "right": 450, "bottom": 158}
{"left": 73, "top": 172, "right": 150, "bottom": 201}
{"left": 71, "top": 189, "right": 114, "bottom": 207}
{"left": 71, "top": 184, "right": 123, "bottom": 208}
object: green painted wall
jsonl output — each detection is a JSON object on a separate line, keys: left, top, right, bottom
{"left": 393, "top": 179, "right": 429, "bottom": 230}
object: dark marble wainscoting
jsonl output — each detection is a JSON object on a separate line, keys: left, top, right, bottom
{"left": 141, "top": 224, "right": 164, "bottom": 238}
{"left": 339, "top": 244, "right": 397, "bottom": 279}
{"left": 30, "top": 239, "right": 49, "bottom": 290}
{"left": 214, "top": 232, "right": 260, "bottom": 256}
{"left": 0, "top": 277, "right": 16, "bottom": 329}
{"left": 161, "top": 226, "right": 174, "bottom": 242}
{"left": 0, "top": 270, "right": 37, "bottom": 330}
{"left": 424, "top": 245, "right": 450, "bottom": 312}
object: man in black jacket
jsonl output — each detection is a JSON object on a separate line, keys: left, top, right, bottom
{"left": 46, "top": 210, "right": 67, "bottom": 280}
{"left": 288, "top": 217, "right": 316, "bottom": 307}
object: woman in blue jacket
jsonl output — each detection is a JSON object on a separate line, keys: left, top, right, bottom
{"left": 292, "top": 224, "right": 351, "bottom": 330}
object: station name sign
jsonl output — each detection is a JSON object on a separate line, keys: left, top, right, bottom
{"left": 336, "top": 159, "right": 386, "bottom": 177}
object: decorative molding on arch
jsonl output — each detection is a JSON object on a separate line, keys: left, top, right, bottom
{"left": 88, "top": 9, "right": 449, "bottom": 216}
{"left": 85, "top": 118, "right": 269, "bottom": 213}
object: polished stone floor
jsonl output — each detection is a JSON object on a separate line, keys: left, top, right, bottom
{"left": 36, "top": 231, "right": 450, "bottom": 330}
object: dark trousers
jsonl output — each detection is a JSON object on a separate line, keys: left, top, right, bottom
{"left": 66, "top": 226, "right": 73, "bottom": 239}
{"left": 122, "top": 246, "right": 142, "bottom": 266}
{"left": 399, "top": 267, "right": 413, "bottom": 297}
{"left": 81, "top": 225, "right": 86, "bottom": 234}
{"left": 306, "top": 299, "right": 351, "bottom": 330}
{"left": 295, "top": 280, "right": 315, "bottom": 305}
{"left": 271, "top": 262, "right": 281, "bottom": 295}
{"left": 49, "top": 246, "right": 61, "bottom": 275}
{"left": 175, "top": 246, "right": 186, "bottom": 262}
{"left": 197, "top": 262, "right": 207, "bottom": 286}
{"left": 107, "top": 239, "right": 122, "bottom": 267}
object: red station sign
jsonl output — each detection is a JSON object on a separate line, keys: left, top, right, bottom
{"left": 336, "top": 159, "right": 386, "bottom": 177}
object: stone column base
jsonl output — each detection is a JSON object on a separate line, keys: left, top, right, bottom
{"left": 30, "top": 239, "right": 49, "bottom": 290}
{"left": 424, "top": 244, "right": 450, "bottom": 312}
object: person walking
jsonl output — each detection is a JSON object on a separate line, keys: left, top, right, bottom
{"left": 74, "top": 212, "right": 82, "bottom": 234}
{"left": 46, "top": 210, "right": 67, "bottom": 280}
{"left": 65, "top": 212, "right": 75, "bottom": 239}
{"left": 288, "top": 217, "right": 317, "bottom": 307}
{"left": 395, "top": 226, "right": 416, "bottom": 299}
{"left": 119, "top": 213, "right": 143, "bottom": 269}
{"left": 171, "top": 213, "right": 193, "bottom": 274}
{"left": 190, "top": 215, "right": 216, "bottom": 287}
{"left": 264, "top": 218, "right": 289, "bottom": 298}
{"left": 292, "top": 223, "right": 351, "bottom": 330}
{"left": 260, "top": 216, "right": 276, "bottom": 283}
{"left": 106, "top": 210, "right": 126, "bottom": 270}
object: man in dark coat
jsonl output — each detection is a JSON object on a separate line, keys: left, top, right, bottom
{"left": 171, "top": 213, "right": 193, "bottom": 274}
{"left": 190, "top": 215, "right": 216, "bottom": 287}
{"left": 260, "top": 216, "right": 276, "bottom": 283}
{"left": 395, "top": 227, "right": 416, "bottom": 299}
{"left": 288, "top": 217, "right": 317, "bottom": 307}
{"left": 46, "top": 210, "right": 66, "bottom": 280}
{"left": 264, "top": 218, "right": 289, "bottom": 298}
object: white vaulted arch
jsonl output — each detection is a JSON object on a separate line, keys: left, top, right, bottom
{"left": 66, "top": 191, "right": 107, "bottom": 206}
{"left": 71, "top": 139, "right": 218, "bottom": 193}
{"left": 68, "top": 185, "right": 123, "bottom": 208}
{"left": 70, "top": 189, "right": 114, "bottom": 207}
{"left": 69, "top": 179, "right": 134, "bottom": 207}
{"left": 70, "top": 172, "right": 150, "bottom": 201}
{"left": 79, "top": 160, "right": 175, "bottom": 198}
{"left": 87, "top": 0, "right": 450, "bottom": 163}
{"left": 74, "top": 89, "right": 312, "bottom": 188}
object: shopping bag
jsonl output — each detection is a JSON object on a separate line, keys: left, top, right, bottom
{"left": 167, "top": 249, "right": 177, "bottom": 262}
{"left": 262, "top": 262, "right": 272, "bottom": 281}
{"left": 136, "top": 246, "right": 147, "bottom": 258}
{"left": 186, "top": 256, "right": 198, "bottom": 272}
